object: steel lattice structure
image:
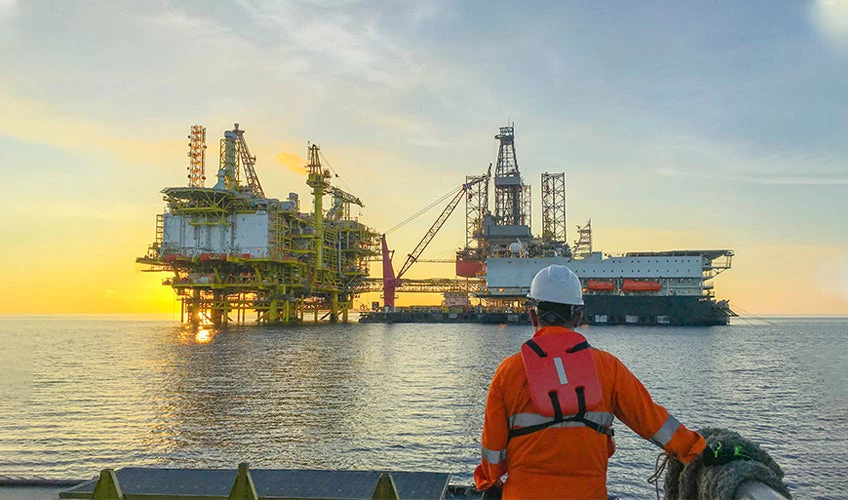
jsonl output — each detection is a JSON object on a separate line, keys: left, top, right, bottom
{"left": 493, "top": 125, "right": 529, "bottom": 226}
{"left": 541, "top": 172, "right": 566, "bottom": 244}
{"left": 464, "top": 167, "right": 490, "bottom": 249}
{"left": 187, "top": 125, "right": 206, "bottom": 188}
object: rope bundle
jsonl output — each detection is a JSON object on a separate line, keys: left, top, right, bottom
{"left": 660, "top": 427, "right": 792, "bottom": 499}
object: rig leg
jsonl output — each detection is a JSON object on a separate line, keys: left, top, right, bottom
{"left": 330, "top": 293, "right": 339, "bottom": 323}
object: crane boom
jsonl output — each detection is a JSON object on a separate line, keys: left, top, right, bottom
{"left": 396, "top": 171, "right": 490, "bottom": 280}
{"left": 327, "top": 186, "right": 364, "bottom": 207}
{"left": 395, "top": 186, "right": 464, "bottom": 280}
{"left": 382, "top": 167, "right": 490, "bottom": 308}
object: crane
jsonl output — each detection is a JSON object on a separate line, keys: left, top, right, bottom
{"left": 231, "top": 123, "right": 264, "bottom": 198}
{"left": 327, "top": 185, "right": 364, "bottom": 220}
{"left": 382, "top": 166, "right": 491, "bottom": 308}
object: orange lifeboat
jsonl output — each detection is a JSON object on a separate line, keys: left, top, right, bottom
{"left": 587, "top": 279, "right": 615, "bottom": 291}
{"left": 622, "top": 279, "right": 662, "bottom": 292}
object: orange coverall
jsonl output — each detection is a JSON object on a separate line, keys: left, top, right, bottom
{"left": 474, "top": 326, "right": 706, "bottom": 499}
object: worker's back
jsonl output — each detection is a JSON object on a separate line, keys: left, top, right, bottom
{"left": 490, "top": 337, "right": 617, "bottom": 498}
{"left": 477, "top": 326, "right": 705, "bottom": 499}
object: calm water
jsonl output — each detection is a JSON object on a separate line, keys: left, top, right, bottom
{"left": 1, "top": 316, "right": 846, "bottom": 498}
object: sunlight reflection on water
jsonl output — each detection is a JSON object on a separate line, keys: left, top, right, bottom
{"left": 0, "top": 317, "right": 845, "bottom": 497}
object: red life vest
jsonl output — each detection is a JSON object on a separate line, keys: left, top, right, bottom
{"left": 516, "top": 330, "right": 611, "bottom": 437}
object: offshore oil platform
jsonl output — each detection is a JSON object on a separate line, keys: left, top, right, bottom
{"left": 139, "top": 123, "right": 733, "bottom": 326}
{"left": 137, "top": 124, "right": 379, "bottom": 325}
{"left": 361, "top": 124, "right": 734, "bottom": 326}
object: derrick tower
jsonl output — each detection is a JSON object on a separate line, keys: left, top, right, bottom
{"left": 493, "top": 125, "right": 530, "bottom": 227}
{"left": 458, "top": 124, "right": 569, "bottom": 263}
{"left": 469, "top": 124, "right": 532, "bottom": 259}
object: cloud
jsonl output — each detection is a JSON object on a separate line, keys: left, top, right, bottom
{"left": 653, "top": 167, "right": 681, "bottom": 177}
{"left": 812, "top": 0, "right": 848, "bottom": 48}
{"left": 231, "top": 0, "right": 427, "bottom": 90}
{"left": 640, "top": 133, "right": 848, "bottom": 186}
{"left": 0, "top": 0, "right": 450, "bottom": 167}
{"left": 0, "top": 0, "right": 15, "bottom": 17}
{"left": 742, "top": 176, "right": 848, "bottom": 185}
{"left": 0, "top": 83, "right": 185, "bottom": 167}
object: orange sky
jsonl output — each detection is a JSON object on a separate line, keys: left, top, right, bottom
{"left": 1, "top": 1, "right": 846, "bottom": 317}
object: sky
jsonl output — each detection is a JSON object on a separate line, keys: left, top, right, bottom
{"left": 0, "top": 0, "right": 846, "bottom": 316}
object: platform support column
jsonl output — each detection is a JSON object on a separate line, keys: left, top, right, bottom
{"left": 330, "top": 293, "right": 339, "bottom": 323}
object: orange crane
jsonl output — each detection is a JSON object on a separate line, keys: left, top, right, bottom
{"left": 382, "top": 167, "right": 490, "bottom": 308}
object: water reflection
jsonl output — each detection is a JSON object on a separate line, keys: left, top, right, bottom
{"left": 0, "top": 317, "right": 844, "bottom": 498}
{"left": 194, "top": 328, "right": 213, "bottom": 343}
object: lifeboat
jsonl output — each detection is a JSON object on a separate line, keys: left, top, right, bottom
{"left": 587, "top": 279, "right": 615, "bottom": 291}
{"left": 622, "top": 279, "right": 662, "bottom": 292}
{"left": 163, "top": 253, "right": 188, "bottom": 263}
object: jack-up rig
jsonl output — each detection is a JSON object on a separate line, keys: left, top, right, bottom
{"left": 137, "top": 124, "right": 379, "bottom": 326}
{"left": 362, "top": 125, "right": 574, "bottom": 313}
{"left": 362, "top": 124, "right": 735, "bottom": 326}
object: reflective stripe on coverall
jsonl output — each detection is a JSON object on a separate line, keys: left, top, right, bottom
{"left": 474, "top": 326, "right": 706, "bottom": 499}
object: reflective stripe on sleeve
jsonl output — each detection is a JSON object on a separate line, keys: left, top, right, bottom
{"left": 649, "top": 415, "right": 681, "bottom": 448}
{"left": 508, "top": 411, "right": 614, "bottom": 430}
{"left": 481, "top": 446, "right": 507, "bottom": 464}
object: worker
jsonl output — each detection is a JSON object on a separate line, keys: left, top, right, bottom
{"left": 474, "top": 265, "right": 706, "bottom": 499}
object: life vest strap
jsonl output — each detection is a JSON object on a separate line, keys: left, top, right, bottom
{"left": 507, "top": 417, "right": 615, "bottom": 438}
{"left": 509, "top": 387, "right": 614, "bottom": 438}
{"left": 568, "top": 340, "right": 590, "bottom": 353}
{"left": 549, "top": 392, "right": 564, "bottom": 422}
{"left": 524, "top": 339, "right": 590, "bottom": 357}
{"left": 525, "top": 339, "right": 547, "bottom": 357}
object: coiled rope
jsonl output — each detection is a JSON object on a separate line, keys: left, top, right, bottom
{"left": 651, "top": 427, "right": 792, "bottom": 499}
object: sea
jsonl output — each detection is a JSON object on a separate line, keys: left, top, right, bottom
{"left": 0, "top": 316, "right": 846, "bottom": 498}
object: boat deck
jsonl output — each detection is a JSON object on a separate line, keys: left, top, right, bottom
{"left": 52, "top": 466, "right": 475, "bottom": 499}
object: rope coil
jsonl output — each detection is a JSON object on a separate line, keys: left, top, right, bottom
{"left": 654, "top": 427, "right": 791, "bottom": 499}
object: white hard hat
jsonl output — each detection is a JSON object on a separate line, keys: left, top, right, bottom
{"left": 527, "top": 265, "right": 584, "bottom": 305}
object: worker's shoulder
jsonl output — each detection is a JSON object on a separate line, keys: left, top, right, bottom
{"left": 493, "top": 351, "right": 524, "bottom": 377}
{"left": 589, "top": 346, "right": 625, "bottom": 368}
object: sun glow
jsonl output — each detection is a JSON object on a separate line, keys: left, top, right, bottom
{"left": 195, "top": 328, "right": 213, "bottom": 343}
